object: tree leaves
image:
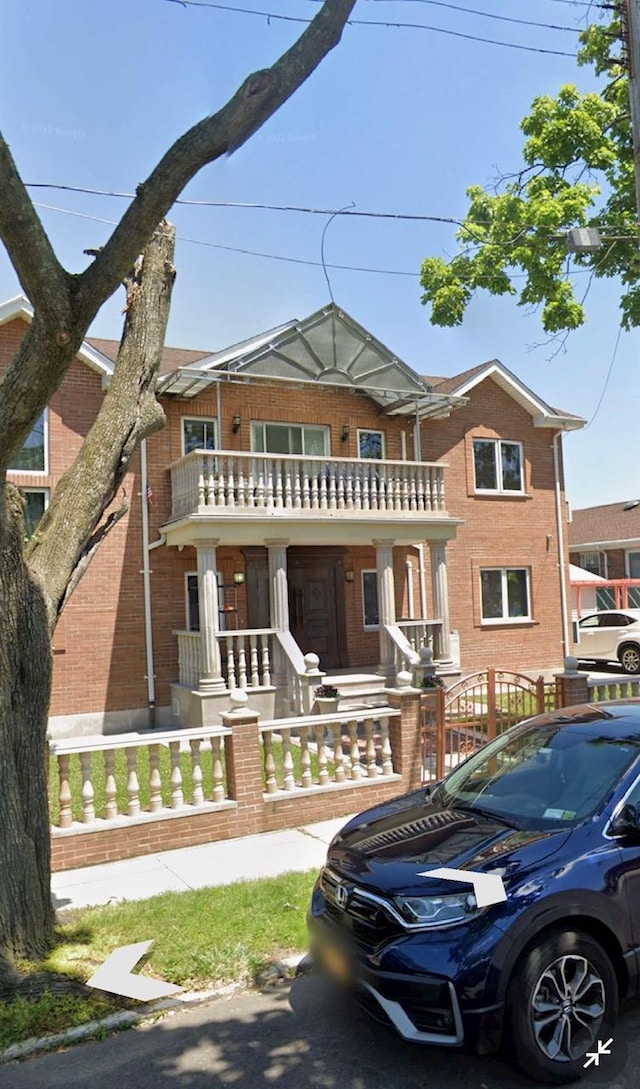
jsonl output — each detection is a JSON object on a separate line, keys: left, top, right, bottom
{"left": 420, "top": 14, "right": 637, "bottom": 334}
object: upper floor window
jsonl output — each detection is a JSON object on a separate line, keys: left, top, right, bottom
{"left": 473, "top": 438, "right": 523, "bottom": 494}
{"left": 9, "top": 410, "right": 47, "bottom": 473}
{"left": 480, "top": 567, "right": 531, "bottom": 623}
{"left": 627, "top": 551, "right": 640, "bottom": 579}
{"left": 251, "top": 422, "right": 329, "bottom": 456}
{"left": 182, "top": 418, "right": 217, "bottom": 455}
{"left": 358, "top": 429, "right": 385, "bottom": 460}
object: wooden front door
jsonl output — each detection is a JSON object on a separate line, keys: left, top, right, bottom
{"left": 244, "top": 547, "right": 346, "bottom": 669}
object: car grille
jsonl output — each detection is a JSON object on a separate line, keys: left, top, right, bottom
{"left": 319, "top": 867, "right": 404, "bottom": 955}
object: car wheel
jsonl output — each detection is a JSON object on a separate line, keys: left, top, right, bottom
{"left": 618, "top": 643, "right": 640, "bottom": 674}
{"left": 505, "top": 930, "right": 617, "bottom": 1084}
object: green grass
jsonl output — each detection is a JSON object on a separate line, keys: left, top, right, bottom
{"left": 1, "top": 870, "right": 318, "bottom": 1051}
{"left": 49, "top": 738, "right": 332, "bottom": 824}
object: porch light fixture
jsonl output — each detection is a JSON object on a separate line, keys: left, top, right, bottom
{"left": 345, "top": 569, "right": 354, "bottom": 582}
{"left": 232, "top": 414, "right": 241, "bottom": 433}
{"left": 233, "top": 571, "right": 245, "bottom": 585}
{"left": 341, "top": 423, "right": 350, "bottom": 442}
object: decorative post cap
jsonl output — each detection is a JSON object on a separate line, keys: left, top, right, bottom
{"left": 304, "top": 652, "right": 320, "bottom": 672}
{"left": 419, "top": 646, "right": 434, "bottom": 666}
{"left": 229, "top": 689, "right": 249, "bottom": 713}
{"left": 563, "top": 656, "right": 580, "bottom": 676}
{"left": 397, "top": 670, "right": 413, "bottom": 688}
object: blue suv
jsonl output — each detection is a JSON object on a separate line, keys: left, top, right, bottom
{"left": 308, "top": 700, "right": 640, "bottom": 1083}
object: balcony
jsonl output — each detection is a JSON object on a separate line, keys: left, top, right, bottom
{"left": 166, "top": 450, "right": 454, "bottom": 546}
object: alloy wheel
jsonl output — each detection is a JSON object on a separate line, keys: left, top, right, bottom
{"left": 530, "top": 954, "right": 605, "bottom": 1063}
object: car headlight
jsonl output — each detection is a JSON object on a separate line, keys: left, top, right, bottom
{"left": 395, "top": 892, "right": 479, "bottom": 927}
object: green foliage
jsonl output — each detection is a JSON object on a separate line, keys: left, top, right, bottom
{"left": 420, "top": 15, "right": 640, "bottom": 333}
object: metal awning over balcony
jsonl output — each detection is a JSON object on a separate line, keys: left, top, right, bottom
{"left": 162, "top": 450, "right": 460, "bottom": 548}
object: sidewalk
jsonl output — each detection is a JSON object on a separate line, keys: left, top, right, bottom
{"left": 51, "top": 816, "right": 352, "bottom": 912}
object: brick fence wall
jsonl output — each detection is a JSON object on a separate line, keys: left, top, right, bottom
{"left": 51, "top": 687, "right": 424, "bottom": 871}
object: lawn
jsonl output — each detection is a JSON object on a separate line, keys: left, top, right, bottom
{"left": 2, "top": 870, "right": 318, "bottom": 1052}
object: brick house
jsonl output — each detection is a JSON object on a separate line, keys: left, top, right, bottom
{"left": 1, "top": 296, "right": 584, "bottom": 739}
{"left": 568, "top": 501, "right": 640, "bottom": 613}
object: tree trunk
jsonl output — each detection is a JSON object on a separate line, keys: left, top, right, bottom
{"left": 0, "top": 486, "right": 54, "bottom": 993}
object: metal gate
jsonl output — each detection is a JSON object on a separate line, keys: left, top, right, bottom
{"left": 423, "top": 668, "right": 559, "bottom": 781}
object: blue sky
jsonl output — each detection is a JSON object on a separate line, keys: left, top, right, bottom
{"left": 0, "top": 0, "right": 634, "bottom": 510}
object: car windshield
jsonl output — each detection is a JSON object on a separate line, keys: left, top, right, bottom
{"left": 439, "top": 715, "right": 640, "bottom": 830}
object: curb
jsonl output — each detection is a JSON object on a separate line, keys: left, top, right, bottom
{"left": 0, "top": 954, "right": 306, "bottom": 1065}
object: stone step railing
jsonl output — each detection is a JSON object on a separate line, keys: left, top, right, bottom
{"left": 259, "top": 708, "right": 398, "bottom": 793}
{"left": 50, "top": 724, "right": 232, "bottom": 829}
{"left": 169, "top": 449, "right": 447, "bottom": 520}
{"left": 174, "top": 628, "right": 276, "bottom": 690}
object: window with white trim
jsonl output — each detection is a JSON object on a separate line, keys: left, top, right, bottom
{"left": 182, "top": 418, "right": 217, "bottom": 455}
{"left": 480, "top": 567, "right": 531, "bottom": 622}
{"left": 20, "top": 488, "right": 49, "bottom": 539}
{"left": 362, "top": 569, "right": 379, "bottom": 629}
{"left": 9, "top": 410, "right": 47, "bottom": 473}
{"left": 185, "top": 571, "right": 225, "bottom": 632}
{"left": 473, "top": 438, "right": 523, "bottom": 493}
{"left": 250, "top": 422, "right": 328, "bottom": 456}
{"left": 357, "top": 429, "right": 385, "bottom": 460}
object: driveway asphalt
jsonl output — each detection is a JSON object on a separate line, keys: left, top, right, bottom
{"left": 0, "top": 973, "right": 634, "bottom": 1089}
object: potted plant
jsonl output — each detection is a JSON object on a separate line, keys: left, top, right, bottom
{"left": 314, "top": 683, "right": 341, "bottom": 713}
{"left": 420, "top": 674, "right": 445, "bottom": 689}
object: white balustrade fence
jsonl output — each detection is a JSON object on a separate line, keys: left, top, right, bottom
{"left": 174, "top": 628, "right": 275, "bottom": 690}
{"left": 170, "top": 450, "right": 447, "bottom": 520}
{"left": 50, "top": 725, "right": 232, "bottom": 829}
{"left": 259, "top": 708, "right": 398, "bottom": 794}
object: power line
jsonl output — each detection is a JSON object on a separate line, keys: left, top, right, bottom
{"left": 584, "top": 324, "right": 622, "bottom": 429}
{"left": 32, "top": 198, "right": 601, "bottom": 281}
{"left": 308, "top": 0, "right": 581, "bottom": 34}
{"left": 25, "top": 182, "right": 640, "bottom": 236}
{"left": 158, "top": 0, "right": 577, "bottom": 56}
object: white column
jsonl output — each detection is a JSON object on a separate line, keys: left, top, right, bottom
{"left": 266, "top": 539, "right": 290, "bottom": 714}
{"left": 374, "top": 538, "right": 396, "bottom": 682}
{"left": 197, "top": 539, "right": 225, "bottom": 692}
{"left": 429, "top": 541, "right": 452, "bottom": 662}
{"left": 267, "top": 538, "right": 290, "bottom": 631}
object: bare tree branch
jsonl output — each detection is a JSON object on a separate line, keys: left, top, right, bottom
{"left": 76, "top": 0, "right": 356, "bottom": 316}
{"left": 27, "top": 222, "right": 177, "bottom": 626}
{"left": 0, "top": 134, "right": 73, "bottom": 326}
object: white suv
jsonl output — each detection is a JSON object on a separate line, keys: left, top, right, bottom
{"left": 577, "top": 608, "right": 640, "bottom": 673}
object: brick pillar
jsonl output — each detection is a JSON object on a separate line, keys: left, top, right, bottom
{"left": 386, "top": 672, "right": 424, "bottom": 792}
{"left": 221, "top": 692, "right": 264, "bottom": 820}
{"left": 555, "top": 656, "right": 590, "bottom": 708}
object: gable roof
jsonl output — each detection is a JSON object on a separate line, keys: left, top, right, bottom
{"left": 86, "top": 337, "right": 212, "bottom": 374}
{"left": 159, "top": 303, "right": 464, "bottom": 417}
{"left": 424, "top": 358, "right": 585, "bottom": 431}
{"left": 568, "top": 501, "right": 640, "bottom": 550}
{"left": 0, "top": 295, "right": 115, "bottom": 378}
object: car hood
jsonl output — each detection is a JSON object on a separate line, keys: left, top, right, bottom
{"left": 326, "top": 789, "right": 571, "bottom": 898}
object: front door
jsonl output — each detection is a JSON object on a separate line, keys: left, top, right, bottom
{"left": 288, "top": 564, "right": 343, "bottom": 669}
{"left": 244, "top": 547, "right": 346, "bottom": 669}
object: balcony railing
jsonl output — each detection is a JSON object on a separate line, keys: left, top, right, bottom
{"left": 169, "top": 450, "right": 447, "bottom": 520}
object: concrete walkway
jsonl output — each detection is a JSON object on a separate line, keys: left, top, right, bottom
{"left": 51, "top": 816, "right": 352, "bottom": 912}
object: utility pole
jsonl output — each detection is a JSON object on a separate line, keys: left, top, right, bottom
{"left": 624, "top": 0, "right": 640, "bottom": 220}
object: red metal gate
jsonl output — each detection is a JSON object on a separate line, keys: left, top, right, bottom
{"left": 422, "top": 668, "right": 559, "bottom": 781}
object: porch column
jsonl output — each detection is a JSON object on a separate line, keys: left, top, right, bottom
{"left": 374, "top": 538, "right": 396, "bottom": 684}
{"left": 197, "top": 539, "right": 225, "bottom": 692}
{"left": 266, "top": 538, "right": 290, "bottom": 631}
{"left": 429, "top": 541, "right": 452, "bottom": 663}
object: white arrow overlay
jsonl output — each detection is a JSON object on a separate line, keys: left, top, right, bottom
{"left": 86, "top": 941, "right": 183, "bottom": 1002}
{"left": 418, "top": 867, "right": 507, "bottom": 908}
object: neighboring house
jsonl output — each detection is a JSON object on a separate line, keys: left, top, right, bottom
{"left": 0, "top": 296, "right": 584, "bottom": 738}
{"left": 568, "top": 501, "right": 640, "bottom": 612}
{"left": 568, "top": 562, "right": 606, "bottom": 618}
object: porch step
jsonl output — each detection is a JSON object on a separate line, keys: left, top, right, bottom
{"left": 322, "top": 670, "right": 388, "bottom": 711}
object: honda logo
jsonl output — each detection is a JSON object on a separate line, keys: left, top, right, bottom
{"left": 334, "top": 883, "right": 349, "bottom": 909}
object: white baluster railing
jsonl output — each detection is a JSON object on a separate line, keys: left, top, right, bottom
{"left": 169, "top": 450, "right": 447, "bottom": 520}
{"left": 50, "top": 724, "right": 233, "bottom": 828}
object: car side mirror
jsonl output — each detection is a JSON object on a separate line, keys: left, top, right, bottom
{"left": 611, "top": 802, "right": 640, "bottom": 838}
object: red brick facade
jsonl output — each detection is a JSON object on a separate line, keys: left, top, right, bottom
{"left": 2, "top": 306, "right": 577, "bottom": 734}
